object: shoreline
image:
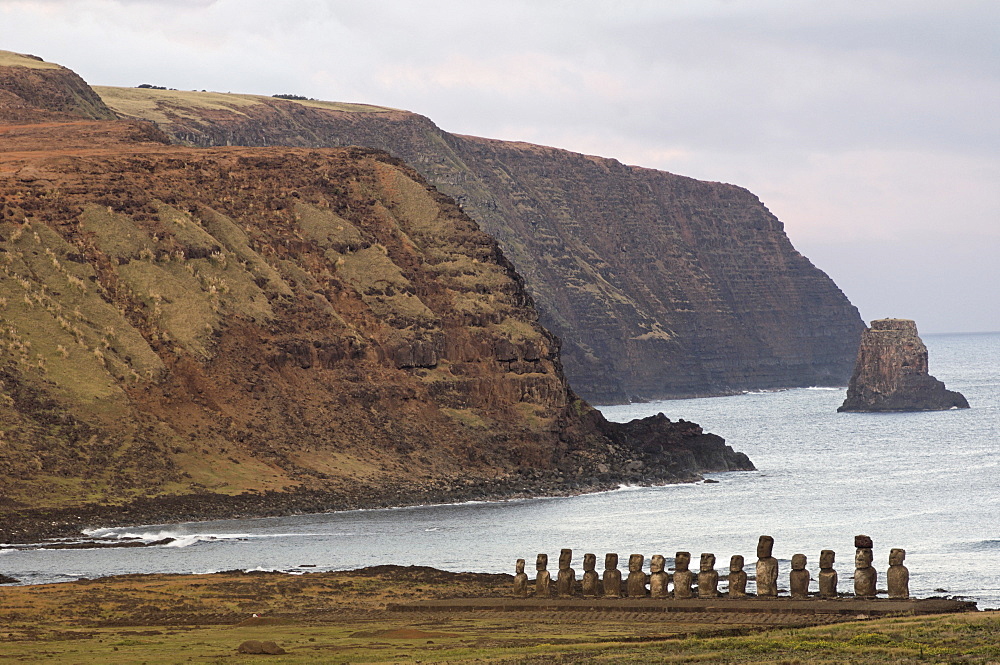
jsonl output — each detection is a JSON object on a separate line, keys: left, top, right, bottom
{"left": 0, "top": 470, "right": 712, "bottom": 545}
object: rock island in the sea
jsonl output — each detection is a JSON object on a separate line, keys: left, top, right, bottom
{"left": 838, "top": 318, "right": 969, "bottom": 412}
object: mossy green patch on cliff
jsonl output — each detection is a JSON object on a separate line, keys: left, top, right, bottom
{"left": 81, "top": 201, "right": 274, "bottom": 358}
{"left": 116, "top": 259, "right": 219, "bottom": 358}
{"left": 294, "top": 202, "right": 365, "bottom": 252}
{"left": 79, "top": 205, "right": 156, "bottom": 260}
{"left": 196, "top": 205, "right": 292, "bottom": 298}
{"left": 439, "top": 407, "right": 489, "bottom": 429}
{"left": 0, "top": 221, "right": 163, "bottom": 397}
{"left": 489, "top": 317, "right": 540, "bottom": 343}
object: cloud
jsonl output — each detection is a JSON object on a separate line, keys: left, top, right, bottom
{"left": 1, "top": 0, "right": 997, "bottom": 330}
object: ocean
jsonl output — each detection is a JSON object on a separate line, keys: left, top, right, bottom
{"left": 3, "top": 332, "right": 998, "bottom": 607}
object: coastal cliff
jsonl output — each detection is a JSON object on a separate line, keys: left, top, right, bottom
{"left": 0, "top": 50, "right": 115, "bottom": 122}
{"left": 94, "top": 86, "right": 865, "bottom": 404}
{"left": 838, "top": 319, "right": 969, "bottom": 412}
{"left": 0, "top": 51, "right": 753, "bottom": 539}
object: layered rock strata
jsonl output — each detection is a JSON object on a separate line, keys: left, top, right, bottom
{"left": 95, "top": 85, "right": 865, "bottom": 403}
{"left": 0, "top": 51, "right": 753, "bottom": 538}
{"left": 838, "top": 319, "right": 969, "bottom": 412}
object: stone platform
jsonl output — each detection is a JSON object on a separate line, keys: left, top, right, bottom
{"left": 390, "top": 596, "right": 977, "bottom": 617}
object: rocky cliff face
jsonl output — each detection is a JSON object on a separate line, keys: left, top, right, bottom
{"left": 94, "top": 86, "right": 865, "bottom": 403}
{"left": 0, "top": 51, "right": 116, "bottom": 122}
{"left": 0, "top": 52, "right": 752, "bottom": 536}
{"left": 838, "top": 319, "right": 969, "bottom": 412}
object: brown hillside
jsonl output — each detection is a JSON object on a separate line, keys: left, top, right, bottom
{"left": 95, "top": 85, "right": 864, "bottom": 403}
{"left": 0, "top": 55, "right": 752, "bottom": 538}
{"left": 0, "top": 51, "right": 115, "bottom": 122}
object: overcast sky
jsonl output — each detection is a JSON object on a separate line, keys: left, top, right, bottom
{"left": 3, "top": 0, "right": 998, "bottom": 333}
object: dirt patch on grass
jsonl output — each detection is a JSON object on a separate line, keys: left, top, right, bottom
{"left": 350, "top": 628, "right": 459, "bottom": 639}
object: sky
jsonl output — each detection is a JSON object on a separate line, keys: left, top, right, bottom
{"left": 3, "top": 0, "right": 998, "bottom": 333}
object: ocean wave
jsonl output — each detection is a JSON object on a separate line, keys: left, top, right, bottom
{"left": 614, "top": 484, "right": 650, "bottom": 492}
{"left": 805, "top": 386, "right": 843, "bottom": 391}
{"left": 82, "top": 529, "right": 250, "bottom": 547}
{"left": 82, "top": 528, "right": 347, "bottom": 547}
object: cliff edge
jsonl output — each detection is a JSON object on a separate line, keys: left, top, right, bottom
{"left": 95, "top": 85, "right": 865, "bottom": 403}
{"left": 0, "top": 51, "right": 753, "bottom": 540}
{"left": 838, "top": 319, "right": 969, "bottom": 412}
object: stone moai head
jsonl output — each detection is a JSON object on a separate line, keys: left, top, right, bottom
{"left": 757, "top": 535, "right": 774, "bottom": 558}
{"left": 730, "top": 555, "right": 745, "bottom": 573}
{"left": 890, "top": 548, "right": 906, "bottom": 566}
{"left": 675, "top": 551, "right": 691, "bottom": 571}
{"left": 536, "top": 553, "right": 548, "bottom": 571}
{"left": 583, "top": 553, "right": 596, "bottom": 572}
{"left": 650, "top": 554, "right": 665, "bottom": 574}
{"left": 628, "top": 554, "right": 644, "bottom": 572}
{"left": 700, "top": 553, "right": 715, "bottom": 572}
{"left": 791, "top": 553, "right": 807, "bottom": 570}
{"left": 605, "top": 553, "right": 619, "bottom": 570}
{"left": 855, "top": 548, "right": 873, "bottom": 568}
{"left": 820, "top": 549, "right": 835, "bottom": 569}
{"left": 559, "top": 548, "right": 572, "bottom": 570}
{"left": 516, "top": 558, "right": 525, "bottom": 575}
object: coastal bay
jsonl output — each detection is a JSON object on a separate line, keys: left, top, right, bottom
{"left": 3, "top": 333, "right": 996, "bottom": 608}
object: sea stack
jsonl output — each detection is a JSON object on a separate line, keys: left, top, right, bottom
{"left": 838, "top": 319, "right": 969, "bottom": 412}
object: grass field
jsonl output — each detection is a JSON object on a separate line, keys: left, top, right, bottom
{"left": 0, "top": 50, "right": 63, "bottom": 70}
{"left": 0, "top": 568, "right": 994, "bottom": 663}
{"left": 94, "top": 85, "right": 396, "bottom": 126}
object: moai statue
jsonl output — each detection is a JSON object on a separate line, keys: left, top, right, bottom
{"left": 603, "top": 553, "right": 622, "bottom": 598}
{"left": 649, "top": 554, "right": 670, "bottom": 598}
{"left": 854, "top": 535, "right": 877, "bottom": 598}
{"left": 626, "top": 554, "right": 648, "bottom": 598}
{"left": 728, "top": 555, "right": 748, "bottom": 598}
{"left": 698, "top": 553, "right": 720, "bottom": 598}
{"left": 535, "top": 553, "right": 551, "bottom": 598}
{"left": 818, "top": 549, "right": 838, "bottom": 598}
{"left": 513, "top": 559, "right": 529, "bottom": 598}
{"left": 756, "top": 535, "right": 779, "bottom": 597}
{"left": 556, "top": 548, "right": 576, "bottom": 597}
{"left": 789, "top": 553, "right": 810, "bottom": 598}
{"left": 887, "top": 548, "right": 910, "bottom": 599}
{"left": 582, "top": 553, "right": 600, "bottom": 597}
{"left": 672, "top": 551, "right": 695, "bottom": 599}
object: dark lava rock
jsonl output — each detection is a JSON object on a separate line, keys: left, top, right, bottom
{"left": 839, "top": 319, "right": 969, "bottom": 412}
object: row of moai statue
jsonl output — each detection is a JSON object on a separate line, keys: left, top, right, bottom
{"left": 514, "top": 535, "right": 910, "bottom": 600}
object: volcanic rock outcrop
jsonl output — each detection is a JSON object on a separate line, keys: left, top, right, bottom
{"left": 838, "top": 319, "right": 969, "bottom": 412}
{"left": 94, "top": 84, "right": 865, "bottom": 403}
{"left": 0, "top": 51, "right": 753, "bottom": 538}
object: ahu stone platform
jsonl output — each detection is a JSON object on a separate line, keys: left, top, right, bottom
{"left": 405, "top": 534, "right": 979, "bottom": 619}
{"left": 390, "top": 596, "right": 976, "bottom": 618}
